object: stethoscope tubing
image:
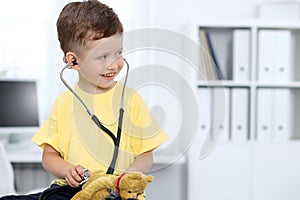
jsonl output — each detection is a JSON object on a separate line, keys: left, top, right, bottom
{"left": 60, "top": 58, "right": 129, "bottom": 174}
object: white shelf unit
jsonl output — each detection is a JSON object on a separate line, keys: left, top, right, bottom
{"left": 188, "top": 20, "right": 300, "bottom": 200}
{"left": 196, "top": 20, "right": 300, "bottom": 141}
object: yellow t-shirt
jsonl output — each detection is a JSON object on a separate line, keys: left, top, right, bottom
{"left": 32, "top": 82, "right": 168, "bottom": 181}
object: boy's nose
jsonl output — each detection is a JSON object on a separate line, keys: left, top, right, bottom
{"left": 107, "top": 63, "right": 119, "bottom": 70}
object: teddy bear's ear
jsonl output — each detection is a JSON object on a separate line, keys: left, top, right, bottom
{"left": 147, "top": 175, "right": 154, "bottom": 183}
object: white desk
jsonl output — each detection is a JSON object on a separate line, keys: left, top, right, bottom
{"left": 6, "top": 142, "right": 42, "bottom": 163}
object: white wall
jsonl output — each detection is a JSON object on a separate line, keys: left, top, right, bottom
{"left": 130, "top": 0, "right": 258, "bottom": 40}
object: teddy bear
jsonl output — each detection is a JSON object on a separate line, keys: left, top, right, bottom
{"left": 71, "top": 171, "right": 154, "bottom": 200}
{"left": 117, "top": 172, "right": 154, "bottom": 200}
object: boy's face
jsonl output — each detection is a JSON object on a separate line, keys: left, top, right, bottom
{"left": 76, "top": 33, "right": 124, "bottom": 93}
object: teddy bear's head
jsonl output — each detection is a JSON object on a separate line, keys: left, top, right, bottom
{"left": 118, "top": 172, "right": 154, "bottom": 200}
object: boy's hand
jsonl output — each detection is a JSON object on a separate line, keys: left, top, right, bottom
{"left": 65, "top": 165, "right": 91, "bottom": 188}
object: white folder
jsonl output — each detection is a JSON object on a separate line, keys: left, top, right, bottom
{"left": 258, "top": 30, "right": 274, "bottom": 82}
{"left": 256, "top": 89, "right": 273, "bottom": 142}
{"left": 232, "top": 29, "right": 250, "bottom": 81}
{"left": 230, "top": 88, "right": 249, "bottom": 142}
{"left": 212, "top": 87, "right": 230, "bottom": 142}
{"left": 197, "top": 87, "right": 213, "bottom": 142}
{"left": 273, "top": 30, "right": 292, "bottom": 81}
{"left": 258, "top": 30, "right": 292, "bottom": 82}
{"left": 273, "top": 89, "right": 292, "bottom": 141}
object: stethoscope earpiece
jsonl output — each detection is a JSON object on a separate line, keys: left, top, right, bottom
{"left": 62, "top": 56, "right": 78, "bottom": 66}
{"left": 72, "top": 60, "right": 78, "bottom": 66}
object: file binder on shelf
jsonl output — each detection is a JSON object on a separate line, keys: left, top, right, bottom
{"left": 273, "top": 31, "right": 293, "bottom": 82}
{"left": 273, "top": 89, "right": 292, "bottom": 142}
{"left": 258, "top": 30, "right": 274, "bottom": 82}
{"left": 212, "top": 87, "right": 230, "bottom": 142}
{"left": 258, "top": 30, "right": 292, "bottom": 82}
{"left": 197, "top": 87, "right": 213, "bottom": 141}
{"left": 256, "top": 89, "right": 273, "bottom": 142}
{"left": 232, "top": 29, "right": 250, "bottom": 81}
{"left": 230, "top": 88, "right": 249, "bottom": 142}
{"left": 199, "top": 30, "right": 219, "bottom": 80}
{"left": 206, "top": 31, "right": 224, "bottom": 80}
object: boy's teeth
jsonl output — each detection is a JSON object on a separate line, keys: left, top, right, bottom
{"left": 103, "top": 73, "right": 114, "bottom": 77}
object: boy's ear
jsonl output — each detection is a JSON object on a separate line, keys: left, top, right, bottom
{"left": 65, "top": 52, "right": 80, "bottom": 70}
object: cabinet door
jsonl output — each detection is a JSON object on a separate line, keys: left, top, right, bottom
{"left": 188, "top": 142, "right": 252, "bottom": 200}
{"left": 252, "top": 143, "right": 300, "bottom": 200}
{"left": 147, "top": 162, "right": 187, "bottom": 200}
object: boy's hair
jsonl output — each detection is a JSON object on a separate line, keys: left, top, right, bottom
{"left": 57, "top": 0, "right": 123, "bottom": 55}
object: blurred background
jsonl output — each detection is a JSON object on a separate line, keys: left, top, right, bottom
{"left": 1, "top": 0, "right": 300, "bottom": 200}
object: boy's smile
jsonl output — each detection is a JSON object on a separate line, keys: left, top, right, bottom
{"left": 100, "top": 72, "right": 117, "bottom": 79}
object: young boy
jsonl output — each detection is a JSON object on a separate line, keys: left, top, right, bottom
{"left": 0, "top": 0, "right": 168, "bottom": 199}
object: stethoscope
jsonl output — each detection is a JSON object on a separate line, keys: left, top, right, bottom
{"left": 60, "top": 58, "right": 129, "bottom": 175}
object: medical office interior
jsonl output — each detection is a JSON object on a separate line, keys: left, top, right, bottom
{"left": 1, "top": 0, "right": 300, "bottom": 199}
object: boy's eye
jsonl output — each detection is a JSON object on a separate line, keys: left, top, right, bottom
{"left": 117, "top": 51, "right": 123, "bottom": 56}
{"left": 99, "top": 55, "right": 107, "bottom": 60}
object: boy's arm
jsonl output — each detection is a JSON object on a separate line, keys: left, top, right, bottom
{"left": 42, "top": 143, "right": 88, "bottom": 188}
{"left": 125, "top": 150, "right": 154, "bottom": 173}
